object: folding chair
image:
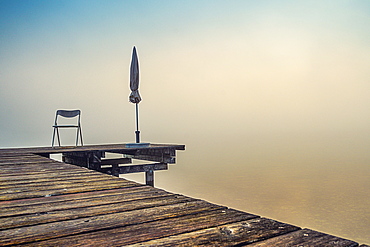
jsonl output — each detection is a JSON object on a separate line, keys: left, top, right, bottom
{"left": 52, "top": 110, "right": 83, "bottom": 147}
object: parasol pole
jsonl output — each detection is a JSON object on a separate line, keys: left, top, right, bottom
{"left": 135, "top": 103, "right": 140, "bottom": 143}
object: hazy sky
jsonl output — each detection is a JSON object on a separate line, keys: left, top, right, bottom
{"left": 1, "top": 1, "right": 370, "bottom": 242}
{"left": 1, "top": 0, "right": 369, "bottom": 148}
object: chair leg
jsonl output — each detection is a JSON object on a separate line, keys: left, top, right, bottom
{"left": 75, "top": 127, "right": 83, "bottom": 146}
{"left": 75, "top": 128, "right": 79, "bottom": 146}
{"left": 79, "top": 127, "right": 83, "bottom": 146}
{"left": 56, "top": 128, "right": 61, "bottom": 146}
{"left": 52, "top": 127, "right": 56, "bottom": 147}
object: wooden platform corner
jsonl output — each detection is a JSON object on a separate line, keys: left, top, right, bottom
{"left": 0, "top": 144, "right": 366, "bottom": 246}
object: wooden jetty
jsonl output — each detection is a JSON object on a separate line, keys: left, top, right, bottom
{"left": 0, "top": 144, "right": 368, "bottom": 246}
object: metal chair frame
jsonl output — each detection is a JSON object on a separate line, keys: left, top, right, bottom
{"left": 52, "top": 110, "right": 83, "bottom": 147}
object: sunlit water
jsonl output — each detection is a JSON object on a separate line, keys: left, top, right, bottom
{"left": 122, "top": 134, "right": 370, "bottom": 244}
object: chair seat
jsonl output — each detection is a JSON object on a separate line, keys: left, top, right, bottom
{"left": 53, "top": 125, "right": 79, "bottom": 128}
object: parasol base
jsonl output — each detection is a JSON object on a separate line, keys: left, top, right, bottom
{"left": 125, "top": 143, "right": 150, "bottom": 148}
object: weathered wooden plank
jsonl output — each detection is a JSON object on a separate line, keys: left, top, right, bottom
{"left": 0, "top": 167, "right": 92, "bottom": 177}
{"left": 0, "top": 159, "right": 60, "bottom": 166}
{"left": 0, "top": 187, "right": 174, "bottom": 217}
{"left": 0, "top": 167, "right": 119, "bottom": 182}
{"left": 0, "top": 169, "right": 85, "bottom": 178}
{"left": 0, "top": 172, "right": 120, "bottom": 187}
{"left": 0, "top": 200, "right": 226, "bottom": 245}
{"left": 0, "top": 180, "right": 137, "bottom": 197}
{"left": 246, "top": 228, "right": 359, "bottom": 247}
{"left": 0, "top": 161, "right": 83, "bottom": 169}
{"left": 0, "top": 195, "right": 196, "bottom": 230}
{"left": 0, "top": 167, "right": 123, "bottom": 182}
{"left": 0, "top": 163, "right": 85, "bottom": 175}
{"left": 0, "top": 153, "right": 36, "bottom": 157}
{"left": 0, "top": 180, "right": 141, "bottom": 201}
{"left": 0, "top": 170, "right": 97, "bottom": 182}
{"left": 0, "top": 157, "right": 48, "bottom": 164}
{"left": 0, "top": 161, "right": 64, "bottom": 170}
{"left": 126, "top": 217, "right": 300, "bottom": 246}
{"left": 0, "top": 186, "right": 160, "bottom": 209}
{"left": 0, "top": 177, "right": 134, "bottom": 194}
{"left": 0, "top": 173, "right": 110, "bottom": 186}
{"left": 0, "top": 167, "right": 96, "bottom": 179}
{"left": 0, "top": 153, "right": 48, "bottom": 158}
{"left": 22, "top": 208, "right": 257, "bottom": 246}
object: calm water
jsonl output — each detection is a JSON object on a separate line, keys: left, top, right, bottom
{"left": 122, "top": 134, "right": 370, "bottom": 244}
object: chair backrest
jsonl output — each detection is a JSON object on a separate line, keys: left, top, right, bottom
{"left": 54, "top": 110, "right": 81, "bottom": 125}
{"left": 56, "top": 110, "right": 81, "bottom": 118}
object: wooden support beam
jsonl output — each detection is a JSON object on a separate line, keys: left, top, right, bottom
{"left": 118, "top": 163, "right": 168, "bottom": 174}
{"left": 119, "top": 163, "right": 168, "bottom": 187}
{"left": 136, "top": 147, "right": 176, "bottom": 156}
{"left": 100, "top": 164, "right": 120, "bottom": 177}
{"left": 132, "top": 155, "right": 175, "bottom": 164}
{"left": 57, "top": 147, "right": 180, "bottom": 187}
{"left": 100, "top": 158, "right": 132, "bottom": 165}
{"left": 62, "top": 151, "right": 104, "bottom": 170}
{"left": 110, "top": 147, "right": 177, "bottom": 163}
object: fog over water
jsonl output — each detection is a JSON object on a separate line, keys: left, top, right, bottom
{"left": 1, "top": 0, "right": 369, "bottom": 244}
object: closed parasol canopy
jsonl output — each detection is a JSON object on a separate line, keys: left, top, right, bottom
{"left": 129, "top": 46, "right": 141, "bottom": 104}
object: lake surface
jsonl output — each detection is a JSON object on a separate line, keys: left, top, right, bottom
{"left": 122, "top": 134, "right": 370, "bottom": 244}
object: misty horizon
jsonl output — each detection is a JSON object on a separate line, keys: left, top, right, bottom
{"left": 1, "top": 0, "right": 369, "bottom": 243}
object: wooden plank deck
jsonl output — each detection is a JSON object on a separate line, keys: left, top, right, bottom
{"left": 0, "top": 144, "right": 367, "bottom": 246}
